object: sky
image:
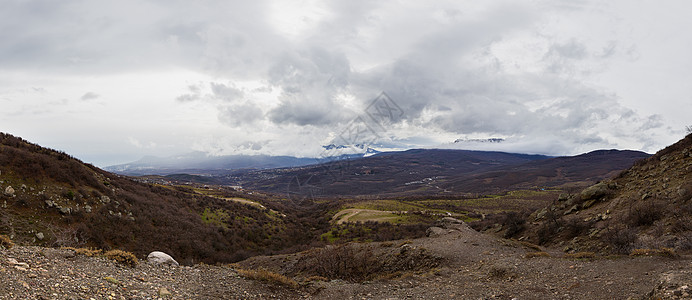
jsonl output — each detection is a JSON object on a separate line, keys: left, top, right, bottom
{"left": 1, "top": 0, "right": 691, "bottom": 167}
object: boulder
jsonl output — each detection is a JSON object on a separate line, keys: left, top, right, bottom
{"left": 580, "top": 182, "right": 610, "bottom": 201}
{"left": 4, "top": 186, "right": 15, "bottom": 196}
{"left": 147, "top": 251, "right": 179, "bottom": 266}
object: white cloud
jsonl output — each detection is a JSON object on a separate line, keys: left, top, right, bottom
{"left": 1, "top": 0, "right": 691, "bottom": 166}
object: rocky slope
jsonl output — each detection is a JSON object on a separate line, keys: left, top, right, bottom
{"left": 527, "top": 133, "right": 692, "bottom": 254}
{"left": 2, "top": 218, "right": 690, "bottom": 299}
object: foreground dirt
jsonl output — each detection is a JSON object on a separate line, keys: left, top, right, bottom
{"left": 0, "top": 246, "right": 302, "bottom": 299}
{"left": 3, "top": 225, "right": 692, "bottom": 299}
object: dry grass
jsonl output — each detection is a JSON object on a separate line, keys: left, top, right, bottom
{"left": 564, "top": 252, "right": 596, "bottom": 259}
{"left": 235, "top": 268, "right": 298, "bottom": 289}
{"left": 104, "top": 249, "right": 139, "bottom": 267}
{"left": 62, "top": 247, "right": 102, "bottom": 257}
{"left": 0, "top": 234, "right": 14, "bottom": 249}
{"left": 629, "top": 248, "right": 678, "bottom": 258}
{"left": 62, "top": 247, "right": 138, "bottom": 267}
{"left": 519, "top": 241, "right": 542, "bottom": 251}
{"left": 525, "top": 251, "right": 551, "bottom": 258}
{"left": 397, "top": 240, "right": 413, "bottom": 247}
{"left": 304, "top": 275, "right": 329, "bottom": 282}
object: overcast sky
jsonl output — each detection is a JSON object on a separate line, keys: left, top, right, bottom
{"left": 1, "top": 0, "right": 691, "bottom": 167}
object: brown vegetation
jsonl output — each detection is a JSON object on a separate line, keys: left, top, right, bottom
{"left": 235, "top": 268, "right": 299, "bottom": 289}
{"left": 0, "top": 234, "right": 14, "bottom": 249}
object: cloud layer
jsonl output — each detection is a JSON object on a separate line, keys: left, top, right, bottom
{"left": 1, "top": 0, "right": 690, "bottom": 166}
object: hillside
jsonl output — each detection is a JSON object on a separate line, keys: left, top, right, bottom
{"left": 227, "top": 149, "right": 648, "bottom": 198}
{"left": 0, "top": 133, "right": 332, "bottom": 264}
{"left": 525, "top": 133, "right": 692, "bottom": 254}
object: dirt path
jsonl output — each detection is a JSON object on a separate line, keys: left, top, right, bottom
{"left": 332, "top": 208, "right": 401, "bottom": 224}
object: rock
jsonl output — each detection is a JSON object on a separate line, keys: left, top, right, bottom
{"left": 439, "top": 217, "right": 473, "bottom": 232}
{"left": 582, "top": 199, "right": 597, "bottom": 209}
{"left": 59, "top": 207, "right": 71, "bottom": 215}
{"left": 4, "top": 186, "right": 15, "bottom": 196}
{"left": 101, "top": 196, "right": 111, "bottom": 203}
{"left": 158, "top": 287, "right": 172, "bottom": 297}
{"left": 8, "top": 258, "right": 29, "bottom": 269}
{"left": 84, "top": 205, "right": 92, "bottom": 213}
{"left": 36, "top": 232, "right": 44, "bottom": 240}
{"left": 535, "top": 208, "right": 548, "bottom": 220}
{"left": 580, "top": 182, "right": 610, "bottom": 201}
{"left": 426, "top": 227, "right": 449, "bottom": 237}
{"left": 558, "top": 193, "right": 569, "bottom": 201}
{"left": 147, "top": 251, "right": 179, "bottom": 266}
{"left": 564, "top": 205, "right": 579, "bottom": 215}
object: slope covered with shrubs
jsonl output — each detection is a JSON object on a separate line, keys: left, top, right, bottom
{"left": 0, "top": 133, "right": 331, "bottom": 264}
{"left": 525, "top": 133, "right": 692, "bottom": 254}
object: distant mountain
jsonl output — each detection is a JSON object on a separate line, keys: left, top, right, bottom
{"left": 226, "top": 149, "right": 552, "bottom": 197}
{"left": 105, "top": 152, "right": 318, "bottom": 176}
{"left": 226, "top": 148, "right": 649, "bottom": 198}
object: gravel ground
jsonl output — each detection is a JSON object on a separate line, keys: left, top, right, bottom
{"left": 3, "top": 226, "right": 691, "bottom": 300}
{"left": 0, "top": 246, "right": 302, "bottom": 299}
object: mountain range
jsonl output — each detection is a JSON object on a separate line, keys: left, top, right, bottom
{"left": 200, "top": 148, "right": 650, "bottom": 198}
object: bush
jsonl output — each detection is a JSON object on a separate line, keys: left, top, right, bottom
{"left": 601, "top": 225, "right": 638, "bottom": 254}
{"left": 502, "top": 212, "right": 527, "bottom": 239}
{"left": 290, "top": 243, "right": 440, "bottom": 282}
{"left": 525, "top": 251, "right": 550, "bottom": 258}
{"left": 536, "top": 220, "right": 560, "bottom": 245}
{"left": 104, "top": 250, "right": 139, "bottom": 267}
{"left": 235, "top": 268, "right": 298, "bottom": 289}
{"left": 63, "top": 247, "right": 102, "bottom": 257}
{"left": 0, "top": 234, "right": 14, "bottom": 249}
{"left": 627, "top": 201, "right": 665, "bottom": 227}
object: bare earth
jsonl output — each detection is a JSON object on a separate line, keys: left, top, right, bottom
{"left": 2, "top": 226, "right": 689, "bottom": 299}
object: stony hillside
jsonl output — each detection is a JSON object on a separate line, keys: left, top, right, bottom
{"left": 526, "top": 133, "right": 692, "bottom": 254}
{"left": 0, "top": 133, "right": 331, "bottom": 264}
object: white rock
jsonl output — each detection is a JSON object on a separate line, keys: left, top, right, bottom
{"left": 147, "top": 251, "right": 179, "bottom": 266}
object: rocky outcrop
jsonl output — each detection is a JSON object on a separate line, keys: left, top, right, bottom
{"left": 647, "top": 270, "right": 692, "bottom": 299}
{"left": 147, "top": 251, "right": 179, "bottom": 266}
{"left": 426, "top": 217, "right": 474, "bottom": 237}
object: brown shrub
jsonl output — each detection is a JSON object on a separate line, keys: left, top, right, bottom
{"left": 104, "top": 250, "right": 139, "bottom": 267}
{"left": 519, "top": 241, "right": 542, "bottom": 251}
{"left": 626, "top": 201, "right": 665, "bottom": 227}
{"left": 289, "top": 243, "right": 440, "bottom": 283}
{"left": 63, "top": 247, "right": 102, "bottom": 257}
{"left": 0, "top": 234, "right": 14, "bottom": 249}
{"left": 235, "top": 268, "right": 298, "bottom": 289}
{"left": 601, "top": 225, "right": 638, "bottom": 254}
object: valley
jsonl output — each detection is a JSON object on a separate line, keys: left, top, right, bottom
{"left": 2, "top": 131, "right": 692, "bottom": 299}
